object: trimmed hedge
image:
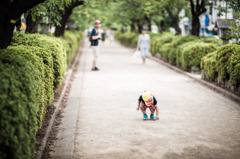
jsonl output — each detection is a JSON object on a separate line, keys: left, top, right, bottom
{"left": 61, "top": 30, "right": 83, "bottom": 65}
{"left": 0, "top": 53, "right": 39, "bottom": 159}
{"left": 114, "top": 31, "right": 138, "bottom": 46}
{"left": 201, "top": 43, "right": 240, "bottom": 89}
{"left": 201, "top": 51, "right": 218, "bottom": 79}
{"left": 216, "top": 43, "right": 240, "bottom": 87}
{"left": 179, "top": 43, "right": 216, "bottom": 70}
{"left": 0, "top": 31, "right": 82, "bottom": 159}
{"left": 11, "top": 32, "right": 66, "bottom": 89}
{"left": 168, "top": 35, "right": 198, "bottom": 64}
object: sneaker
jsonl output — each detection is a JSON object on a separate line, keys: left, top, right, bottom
{"left": 91, "top": 67, "right": 100, "bottom": 71}
{"left": 94, "top": 67, "right": 100, "bottom": 71}
{"left": 150, "top": 114, "right": 156, "bottom": 120}
{"left": 143, "top": 114, "right": 148, "bottom": 120}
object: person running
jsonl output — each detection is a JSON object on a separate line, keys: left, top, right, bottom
{"left": 90, "top": 20, "right": 101, "bottom": 71}
{"left": 137, "top": 91, "right": 159, "bottom": 120}
{"left": 136, "top": 29, "right": 151, "bottom": 64}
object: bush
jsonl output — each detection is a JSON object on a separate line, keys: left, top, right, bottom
{"left": 61, "top": 30, "right": 83, "bottom": 65}
{"left": 11, "top": 32, "right": 66, "bottom": 90}
{"left": 1, "top": 45, "right": 52, "bottom": 125}
{"left": 159, "top": 43, "right": 173, "bottom": 60}
{"left": 115, "top": 31, "right": 138, "bottom": 46}
{"left": 0, "top": 53, "right": 39, "bottom": 159}
{"left": 152, "top": 32, "right": 174, "bottom": 56}
{"left": 201, "top": 51, "right": 218, "bottom": 79}
{"left": 0, "top": 30, "right": 83, "bottom": 159}
{"left": 216, "top": 43, "right": 240, "bottom": 87}
{"left": 179, "top": 42, "right": 216, "bottom": 70}
{"left": 200, "top": 36, "right": 221, "bottom": 46}
{"left": 168, "top": 35, "right": 198, "bottom": 64}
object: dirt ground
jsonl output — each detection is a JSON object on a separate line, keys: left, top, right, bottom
{"left": 49, "top": 40, "right": 240, "bottom": 159}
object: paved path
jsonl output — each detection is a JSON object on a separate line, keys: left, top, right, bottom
{"left": 50, "top": 40, "right": 240, "bottom": 159}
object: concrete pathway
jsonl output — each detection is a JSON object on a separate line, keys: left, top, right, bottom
{"left": 50, "top": 40, "right": 240, "bottom": 159}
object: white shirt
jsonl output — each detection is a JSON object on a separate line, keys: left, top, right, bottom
{"left": 138, "top": 34, "right": 150, "bottom": 48}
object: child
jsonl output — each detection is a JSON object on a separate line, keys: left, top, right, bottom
{"left": 137, "top": 91, "right": 159, "bottom": 120}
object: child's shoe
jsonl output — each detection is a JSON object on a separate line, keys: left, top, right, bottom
{"left": 143, "top": 114, "right": 148, "bottom": 120}
{"left": 150, "top": 114, "right": 156, "bottom": 120}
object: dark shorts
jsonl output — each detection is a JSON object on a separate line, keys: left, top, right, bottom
{"left": 140, "top": 102, "right": 156, "bottom": 112}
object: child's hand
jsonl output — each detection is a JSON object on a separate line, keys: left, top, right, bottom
{"left": 136, "top": 107, "right": 140, "bottom": 111}
{"left": 156, "top": 115, "right": 159, "bottom": 120}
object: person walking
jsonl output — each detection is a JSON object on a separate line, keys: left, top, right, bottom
{"left": 136, "top": 29, "right": 151, "bottom": 64}
{"left": 90, "top": 20, "right": 101, "bottom": 71}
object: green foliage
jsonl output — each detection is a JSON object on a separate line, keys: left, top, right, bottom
{"left": 201, "top": 51, "right": 218, "bottom": 79}
{"left": 152, "top": 32, "right": 174, "bottom": 56}
{"left": 178, "top": 43, "right": 216, "bottom": 70}
{"left": 0, "top": 30, "right": 82, "bottom": 159}
{"left": 168, "top": 35, "right": 198, "bottom": 64}
{"left": 200, "top": 36, "right": 221, "bottom": 46}
{"left": 114, "top": 31, "right": 139, "bottom": 47}
{"left": 216, "top": 43, "right": 240, "bottom": 87}
{"left": 61, "top": 30, "right": 83, "bottom": 66}
{"left": 0, "top": 53, "right": 39, "bottom": 159}
{"left": 159, "top": 43, "right": 173, "bottom": 60}
{"left": 11, "top": 32, "right": 66, "bottom": 90}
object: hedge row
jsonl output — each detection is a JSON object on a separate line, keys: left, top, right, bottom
{"left": 201, "top": 43, "right": 240, "bottom": 88}
{"left": 115, "top": 31, "right": 240, "bottom": 90}
{"left": 0, "top": 30, "right": 83, "bottom": 159}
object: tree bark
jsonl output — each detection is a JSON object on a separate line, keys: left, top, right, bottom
{"left": 0, "top": 0, "right": 45, "bottom": 49}
{"left": 26, "top": 15, "right": 39, "bottom": 33}
{"left": 166, "top": 8, "right": 181, "bottom": 35}
{"left": 156, "top": 20, "right": 166, "bottom": 33}
{"left": 145, "top": 15, "right": 152, "bottom": 32}
{"left": 189, "top": 0, "right": 207, "bottom": 36}
{"left": 54, "top": 0, "right": 84, "bottom": 37}
{"left": 136, "top": 20, "right": 143, "bottom": 33}
{"left": 130, "top": 20, "right": 136, "bottom": 32}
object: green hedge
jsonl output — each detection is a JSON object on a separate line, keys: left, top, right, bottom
{"left": 114, "top": 31, "right": 138, "bottom": 46}
{"left": 201, "top": 43, "right": 240, "bottom": 88}
{"left": 168, "top": 35, "right": 198, "bottom": 64}
{"left": 11, "top": 32, "right": 66, "bottom": 89}
{"left": 216, "top": 43, "right": 240, "bottom": 87}
{"left": 61, "top": 30, "right": 83, "bottom": 65}
{"left": 179, "top": 43, "right": 216, "bottom": 70}
{"left": 0, "top": 31, "right": 82, "bottom": 159}
{"left": 0, "top": 53, "right": 39, "bottom": 159}
{"left": 201, "top": 51, "right": 218, "bottom": 79}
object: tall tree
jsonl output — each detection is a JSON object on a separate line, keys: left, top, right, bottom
{"left": 189, "top": 0, "right": 207, "bottom": 36}
{"left": 0, "top": 0, "right": 46, "bottom": 49}
{"left": 55, "top": 0, "right": 84, "bottom": 37}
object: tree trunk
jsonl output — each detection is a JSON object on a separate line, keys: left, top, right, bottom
{"left": 191, "top": 16, "right": 200, "bottom": 36}
{"left": 156, "top": 20, "right": 166, "bottom": 33}
{"left": 172, "top": 17, "right": 181, "bottom": 35}
{"left": 0, "top": 0, "right": 45, "bottom": 49}
{"left": 189, "top": 0, "right": 207, "bottom": 37}
{"left": 145, "top": 15, "right": 152, "bottom": 32}
{"left": 136, "top": 20, "right": 143, "bottom": 33}
{"left": 54, "top": 0, "right": 84, "bottom": 37}
{"left": 166, "top": 8, "right": 181, "bottom": 35}
{"left": 26, "top": 15, "right": 39, "bottom": 33}
{"left": 130, "top": 21, "right": 136, "bottom": 32}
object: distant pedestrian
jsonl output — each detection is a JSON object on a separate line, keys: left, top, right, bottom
{"left": 90, "top": 20, "right": 101, "bottom": 71}
{"left": 137, "top": 91, "right": 159, "bottom": 120}
{"left": 136, "top": 29, "right": 151, "bottom": 64}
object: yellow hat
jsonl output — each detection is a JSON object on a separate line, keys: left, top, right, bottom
{"left": 142, "top": 91, "right": 153, "bottom": 101}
